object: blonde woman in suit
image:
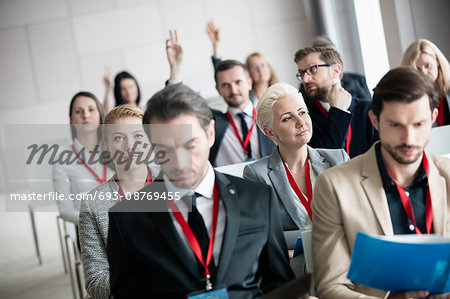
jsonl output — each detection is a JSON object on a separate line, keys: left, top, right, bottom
{"left": 79, "top": 104, "right": 159, "bottom": 299}
{"left": 243, "top": 83, "right": 349, "bottom": 254}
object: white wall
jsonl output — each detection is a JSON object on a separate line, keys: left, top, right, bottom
{"left": 0, "top": 0, "right": 315, "bottom": 127}
{"left": 380, "top": 0, "right": 450, "bottom": 68}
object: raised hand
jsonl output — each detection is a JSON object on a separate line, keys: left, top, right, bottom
{"left": 102, "top": 65, "right": 115, "bottom": 113}
{"left": 206, "top": 20, "right": 221, "bottom": 58}
{"left": 166, "top": 30, "right": 183, "bottom": 69}
{"left": 206, "top": 20, "right": 220, "bottom": 45}
{"left": 327, "top": 81, "right": 352, "bottom": 111}
{"left": 103, "top": 65, "right": 113, "bottom": 90}
{"left": 166, "top": 30, "right": 183, "bottom": 82}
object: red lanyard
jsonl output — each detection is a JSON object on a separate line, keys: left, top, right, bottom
{"left": 115, "top": 168, "right": 152, "bottom": 200}
{"left": 315, "top": 100, "right": 351, "bottom": 154}
{"left": 437, "top": 97, "right": 444, "bottom": 126}
{"left": 226, "top": 106, "right": 257, "bottom": 154}
{"left": 282, "top": 155, "right": 313, "bottom": 219}
{"left": 168, "top": 183, "right": 220, "bottom": 290}
{"left": 72, "top": 144, "right": 107, "bottom": 183}
{"left": 389, "top": 153, "right": 433, "bottom": 235}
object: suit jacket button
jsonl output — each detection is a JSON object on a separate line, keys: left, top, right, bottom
{"left": 229, "top": 189, "right": 235, "bottom": 195}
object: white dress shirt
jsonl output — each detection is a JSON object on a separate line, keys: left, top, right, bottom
{"left": 215, "top": 101, "right": 261, "bottom": 167}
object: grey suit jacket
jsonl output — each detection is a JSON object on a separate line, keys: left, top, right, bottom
{"left": 79, "top": 165, "right": 159, "bottom": 299}
{"left": 243, "top": 146, "right": 349, "bottom": 249}
{"left": 79, "top": 177, "right": 119, "bottom": 299}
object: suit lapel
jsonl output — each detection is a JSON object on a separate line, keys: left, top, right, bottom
{"left": 152, "top": 212, "right": 202, "bottom": 278}
{"left": 360, "top": 145, "right": 394, "bottom": 236}
{"left": 307, "top": 146, "right": 331, "bottom": 181}
{"left": 214, "top": 171, "right": 240, "bottom": 282}
{"left": 267, "top": 148, "right": 305, "bottom": 229}
{"left": 147, "top": 180, "right": 200, "bottom": 279}
{"left": 426, "top": 153, "right": 446, "bottom": 235}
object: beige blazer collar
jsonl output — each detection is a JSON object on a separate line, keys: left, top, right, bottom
{"left": 361, "top": 143, "right": 447, "bottom": 235}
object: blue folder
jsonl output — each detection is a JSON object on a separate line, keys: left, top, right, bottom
{"left": 348, "top": 232, "right": 450, "bottom": 295}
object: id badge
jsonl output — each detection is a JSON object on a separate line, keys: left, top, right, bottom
{"left": 187, "top": 286, "right": 229, "bottom": 299}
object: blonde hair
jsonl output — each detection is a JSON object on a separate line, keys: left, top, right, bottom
{"left": 401, "top": 39, "right": 450, "bottom": 96}
{"left": 246, "top": 52, "right": 279, "bottom": 88}
{"left": 103, "top": 104, "right": 144, "bottom": 141}
{"left": 104, "top": 104, "right": 143, "bottom": 124}
{"left": 256, "top": 82, "right": 304, "bottom": 135}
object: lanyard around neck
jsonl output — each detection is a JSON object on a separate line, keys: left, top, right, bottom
{"left": 167, "top": 183, "right": 220, "bottom": 291}
{"left": 115, "top": 168, "right": 152, "bottom": 200}
{"left": 388, "top": 153, "right": 433, "bottom": 235}
{"left": 282, "top": 154, "right": 313, "bottom": 219}
{"left": 226, "top": 106, "right": 257, "bottom": 154}
{"left": 72, "top": 144, "right": 107, "bottom": 183}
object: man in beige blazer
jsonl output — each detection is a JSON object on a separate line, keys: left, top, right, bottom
{"left": 312, "top": 67, "right": 450, "bottom": 299}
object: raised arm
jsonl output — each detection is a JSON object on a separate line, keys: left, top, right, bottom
{"left": 102, "top": 65, "right": 114, "bottom": 113}
{"left": 166, "top": 30, "right": 183, "bottom": 83}
{"left": 206, "top": 20, "right": 222, "bottom": 68}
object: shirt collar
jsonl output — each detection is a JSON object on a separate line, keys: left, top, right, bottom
{"left": 228, "top": 101, "right": 254, "bottom": 117}
{"left": 194, "top": 162, "right": 215, "bottom": 199}
{"left": 317, "top": 100, "right": 331, "bottom": 112}
{"left": 375, "top": 143, "right": 428, "bottom": 190}
{"left": 163, "top": 162, "right": 215, "bottom": 199}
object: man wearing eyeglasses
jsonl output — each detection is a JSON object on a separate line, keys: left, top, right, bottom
{"left": 294, "top": 44, "right": 378, "bottom": 158}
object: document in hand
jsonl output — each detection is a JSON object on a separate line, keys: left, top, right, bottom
{"left": 347, "top": 232, "right": 450, "bottom": 295}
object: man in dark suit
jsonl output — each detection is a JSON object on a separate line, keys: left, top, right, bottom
{"left": 165, "top": 33, "right": 274, "bottom": 167}
{"left": 107, "top": 84, "right": 294, "bottom": 298}
{"left": 211, "top": 60, "right": 275, "bottom": 166}
{"left": 294, "top": 44, "right": 378, "bottom": 158}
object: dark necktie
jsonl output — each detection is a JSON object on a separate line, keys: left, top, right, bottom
{"left": 237, "top": 112, "right": 252, "bottom": 158}
{"left": 188, "top": 193, "right": 217, "bottom": 280}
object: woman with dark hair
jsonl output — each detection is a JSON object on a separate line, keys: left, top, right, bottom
{"left": 103, "top": 69, "right": 143, "bottom": 113}
{"left": 53, "top": 91, "right": 114, "bottom": 224}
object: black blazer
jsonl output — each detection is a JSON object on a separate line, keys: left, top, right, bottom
{"left": 107, "top": 171, "right": 294, "bottom": 299}
{"left": 209, "top": 108, "right": 276, "bottom": 166}
{"left": 306, "top": 97, "right": 379, "bottom": 158}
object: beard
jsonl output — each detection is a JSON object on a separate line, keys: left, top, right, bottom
{"left": 225, "top": 94, "right": 247, "bottom": 108}
{"left": 382, "top": 142, "right": 424, "bottom": 165}
{"left": 305, "top": 84, "right": 330, "bottom": 101}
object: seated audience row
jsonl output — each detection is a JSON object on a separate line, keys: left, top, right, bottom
{"left": 51, "top": 26, "right": 450, "bottom": 298}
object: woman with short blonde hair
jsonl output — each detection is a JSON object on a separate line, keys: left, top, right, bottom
{"left": 79, "top": 104, "right": 159, "bottom": 299}
{"left": 243, "top": 83, "right": 349, "bottom": 275}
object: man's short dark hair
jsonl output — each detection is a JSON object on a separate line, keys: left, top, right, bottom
{"left": 294, "top": 44, "right": 344, "bottom": 68}
{"left": 214, "top": 59, "right": 249, "bottom": 84}
{"left": 371, "top": 67, "right": 439, "bottom": 118}
{"left": 143, "top": 84, "right": 213, "bottom": 138}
